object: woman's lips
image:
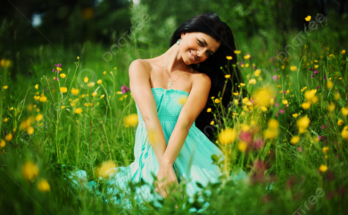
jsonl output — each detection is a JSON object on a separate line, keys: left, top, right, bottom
{"left": 189, "top": 50, "right": 196, "bottom": 61}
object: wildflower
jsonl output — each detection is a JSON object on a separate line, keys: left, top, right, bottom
{"left": 121, "top": 84, "right": 130, "bottom": 93}
{"left": 35, "top": 114, "right": 43, "bottom": 121}
{"left": 260, "top": 106, "right": 267, "bottom": 112}
{"left": 207, "top": 108, "right": 212, "bottom": 112}
{"left": 290, "top": 136, "right": 300, "bottom": 144}
{"left": 314, "top": 65, "right": 319, "bottom": 69}
{"left": 39, "top": 96, "right": 47, "bottom": 103}
{"left": 302, "top": 102, "right": 311, "bottom": 109}
{"left": 218, "top": 128, "right": 237, "bottom": 145}
{"left": 282, "top": 100, "right": 288, "bottom": 105}
{"left": 232, "top": 92, "right": 239, "bottom": 96}
{"left": 338, "top": 119, "right": 344, "bottom": 126}
{"left": 91, "top": 92, "right": 97, "bottom": 97}
{"left": 60, "top": 87, "right": 67, "bottom": 93}
{"left": 5, "top": 133, "right": 12, "bottom": 141}
{"left": 341, "top": 126, "right": 348, "bottom": 139}
{"left": 319, "top": 165, "right": 328, "bottom": 173}
{"left": 334, "top": 92, "right": 340, "bottom": 100}
{"left": 252, "top": 87, "right": 275, "bottom": 107}
{"left": 214, "top": 98, "right": 220, "bottom": 104}
{"left": 0, "top": 59, "right": 11, "bottom": 68}
{"left": 84, "top": 77, "right": 89, "bottom": 83}
{"left": 100, "top": 95, "right": 105, "bottom": 99}
{"left": 304, "top": 89, "right": 317, "bottom": 101}
{"left": 3, "top": 85, "right": 8, "bottom": 89}
{"left": 60, "top": 73, "right": 66, "bottom": 78}
{"left": 87, "top": 82, "right": 95, "bottom": 87}
{"left": 240, "top": 83, "right": 245, "bottom": 87}
{"left": 305, "top": 15, "right": 311, "bottom": 21}
{"left": 74, "top": 108, "right": 83, "bottom": 114}
{"left": 254, "top": 69, "right": 261, "bottom": 77}
{"left": 97, "top": 79, "right": 102, "bottom": 84}
{"left": 0, "top": 139, "right": 5, "bottom": 148}
{"left": 225, "top": 74, "right": 231, "bottom": 78}
{"left": 3, "top": 118, "right": 8, "bottom": 122}
{"left": 279, "top": 109, "right": 285, "bottom": 114}
{"left": 35, "top": 84, "right": 39, "bottom": 90}
{"left": 37, "top": 179, "right": 50, "bottom": 192}
{"left": 61, "top": 106, "right": 65, "bottom": 109}
{"left": 244, "top": 54, "right": 251, "bottom": 59}
{"left": 103, "top": 71, "right": 107, "bottom": 74}
{"left": 22, "top": 161, "right": 39, "bottom": 181}
{"left": 249, "top": 79, "right": 257, "bottom": 85}
{"left": 342, "top": 107, "right": 348, "bottom": 116}
{"left": 210, "top": 121, "right": 214, "bottom": 125}
{"left": 297, "top": 115, "right": 310, "bottom": 133}
{"left": 322, "top": 147, "right": 329, "bottom": 153}
{"left": 71, "top": 88, "right": 79, "bottom": 95}
{"left": 77, "top": 56, "right": 80, "bottom": 59}
{"left": 326, "top": 80, "right": 333, "bottom": 89}
{"left": 290, "top": 66, "right": 297, "bottom": 71}
{"left": 27, "top": 127, "right": 34, "bottom": 135}
{"left": 226, "top": 56, "right": 232, "bottom": 60}
{"left": 123, "top": 113, "right": 138, "bottom": 127}
{"left": 328, "top": 102, "right": 335, "bottom": 112}
{"left": 272, "top": 75, "right": 278, "bottom": 81}
{"left": 234, "top": 50, "right": 241, "bottom": 54}
{"left": 238, "top": 141, "right": 247, "bottom": 152}
{"left": 96, "top": 160, "right": 117, "bottom": 178}
{"left": 341, "top": 50, "right": 346, "bottom": 55}
{"left": 233, "top": 99, "right": 239, "bottom": 105}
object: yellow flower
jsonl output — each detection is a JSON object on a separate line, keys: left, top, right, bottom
{"left": 0, "top": 139, "right": 5, "bottom": 148}
{"left": 226, "top": 56, "right": 232, "bottom": 60}
{"left": 328, "top": 102, "right": 335, "bottom": 112}
{"left": 123, "top": 113, "right": 138, "bottom": 127}
{"left": 214, "top": 98, "right": 220, "bottom": 104}
{"left": 319, "top": 164, "right": 328, "bottom": 172}
{"left": 34, "top": 95, "right": 40, "bottom": 100}
{"left": 240, "top": 83, "right": 245, "bottom": 87}
{"left": 103, "top": 71, "right": 107, "bottom": 74}
{"left": 249, "top": 79, "right": 256, "bottom": 85}
{"left": 305, "top": 15, "right": 311, "bottom": 21}
{"left": 91, "top": 92, "right": 97, "bottom": 97}
{"left": 342, "top": 107, "right": 348, "bottom": 116}
{"left": 74, "top": 108, "right": 83, "bottom": 114}
{"left": 9, "top": 107, "right": 13, "bottom": 111}
{"left": 61, "top": 106, "right": 66, "bottom": 109}
{"left": 97, "top": 79, "right": 102, "bottom": 84}
{"left": 301, "top": 86, "right": 307, "bottom": 92}
{"left": 234, "top": 50, "right": 241, "bottom": 54}
{"left": 100, "top": 95, "right": 105, "bottom": 99}
{"left": 341, "top": 126, "right": 348, "bottom": 139}
{"left": 56, "top": 67, "right": 62, "bottom": 72}
{"left": 87, "top": 82, "right": 95, "bottom": 87}
{"left": 314, "top": 65, "right": 319, "bottom": 69}
{"left": 322, "top": 147, "right": 329, "bottom": 153}
{"left": 119, "top": 97, "right": 124, "bottom": 101}
{"left": 77, "top": 56, "right": 80, "bottom": 59}
{"left": 71, "top": 88, "right": 79, "bottom": 95}
{"left": 39, "top": 96, "right": 47, "bottom": 103}
{"left": 210, "top": 120, "right": 215, "bottom": 125}
{"left": 245, "top": 63, "right": 249, "bottom": 67}
{"left": 35, "top": 114, "right": 43, "bottom": 121}
{"left": 22, "top": 161, "right": 39, "bottom": 181}
{"left": 96, "top": 160, "right": 117, "bottom": 178}
{"left": 37, "top": 179, "right": 50, "bottom": 192}
{"left": 338, "top": 119, "right": 344, "bottom": 126}
{"left": 207, "top": 108, "right": 212, "bottom": 112}
{"left": 260, "top": 106, "right": 268, "bottom": 112}
{"left": 218, "top": 128, "right": 237, "bottom": 145}
{"left": 290, "top": 136, "right": 300, "bottom": 144}
{"left": 244, "top": 54, "right": 251, "bottom": 59}
{"left": 341, "top": 50, "right": 346, "bottom": 55}
{"left": 263, "top": 128, "right": 279, "bottom": 139}
{"left": 84, "top": 77, "right": 89, "bottom": 83}
{"left": 3, "top": 118, "right": 8, "bottom": 123}
{"left": 326, "top": 80, "right": 333, "bottom": 89}
{"left": 302, "top": 102, "right": 311, "bottom": 109}
{"left": 254, "top": 69, "right": 261, "bottom": 77}
{"left": 0, "top": 59, "right": 11, "bottom": 68}
{"left": 290, "top": 66, "right": 297, "bottom": 71}
{"left": 34, "top": 84, "right": 39, "bottom": 90}
{"left": 232, "top": 92, "right": 239, "bottom": 96}
{"left": 3, "top": 85, "right": 8, "bottom": 89}
{"left": 252, "top": 87, "right": 275, "bottom": 107}
{"left": 304, "top": 89, "right": 317, "bottom": 101}
{"left": 5, "top": 133, "right": 12, "bottom": 141}
{"left": 293, "top": 113, "right": 298, "bottom": 118}
{"left": 60, "top": 73, "right": 66, "bottom": 78}
{"left": 238, "top": 141, "right": 248, "bottom": 152}
{"left": 334, "top": 92, "right": 340, "bottom": 100}
{"left": 60, "top": 87, "right": 67, "bottom": 93}
{"left": 225, "top": 74, "right": 231, "bottom": 78}
{"left": 297, "top": 115, "right": 310, "bottom": 133}
{"left": 27, "top": 126, "right": 34, "bottom": 135}
{"left": 268, "top": 119, "right": 279, "bottom": 129}
{"left": 282, "top": 100, "right": 288, "bottom": 105}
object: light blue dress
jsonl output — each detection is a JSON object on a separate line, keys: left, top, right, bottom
{"left": 63, "top": 87, "right": 249, "bottom": 210}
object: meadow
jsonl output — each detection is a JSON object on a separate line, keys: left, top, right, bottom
{"left": 1, "top": 9, "right": 348, "bottom": 215}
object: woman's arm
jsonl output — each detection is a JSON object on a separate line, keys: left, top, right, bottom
{"left": 155, "top": 73, "right": 211, "bottom": 197}
{"left": 161, "top": 73, "right": 211, "bottom": 165}
{"left": 128, "top": 59, "right": 167, "bottom": 164}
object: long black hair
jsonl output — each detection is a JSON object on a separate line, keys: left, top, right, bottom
{"left": 169, "top": 12, "right": 248, "bottom": 141}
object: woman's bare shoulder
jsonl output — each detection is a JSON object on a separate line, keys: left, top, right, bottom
{"left": 129, "top": 59, "right": 152, "bottom": 76}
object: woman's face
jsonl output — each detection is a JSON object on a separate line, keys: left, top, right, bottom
{"left": 179, "top": 31, "right": 221, "bottom": 65}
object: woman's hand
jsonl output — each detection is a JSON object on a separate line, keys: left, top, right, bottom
{"left": 155, "top": 162, "right": 178, "bottom": 198}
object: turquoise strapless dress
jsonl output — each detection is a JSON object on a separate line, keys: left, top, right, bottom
{"left": 63, "top": 88, "right": 249, "bottom": 210}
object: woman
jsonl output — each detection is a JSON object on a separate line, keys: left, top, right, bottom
{"left": 64, "top": 12, "right": 247, "bottom": 209}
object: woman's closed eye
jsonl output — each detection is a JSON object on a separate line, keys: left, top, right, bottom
{"left": 197, "top": 39, "right": 211, "bottom": 57}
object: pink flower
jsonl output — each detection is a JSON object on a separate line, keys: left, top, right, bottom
{"left": 121, "top": 84, "right": 130, "bottom": 94}
{"left": 275, "top": 102, "right": 279, "bottom": 108}
{"left": 272, "top": 75, "right": 277, "bottom": 81}
{"left": 297, "top": 147, "right": 302, "bottom": 152}
{"left": 275, "top": 112, "right": 278, "bottom": 117}
{"left": 253, "top": 138, "right": 264, "bottom": 150}
{"left": 279, "top": 109, "right": 285, "bottom": 114}
{"left": 321, "top": 125, "right": 325, "bottom": 129}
